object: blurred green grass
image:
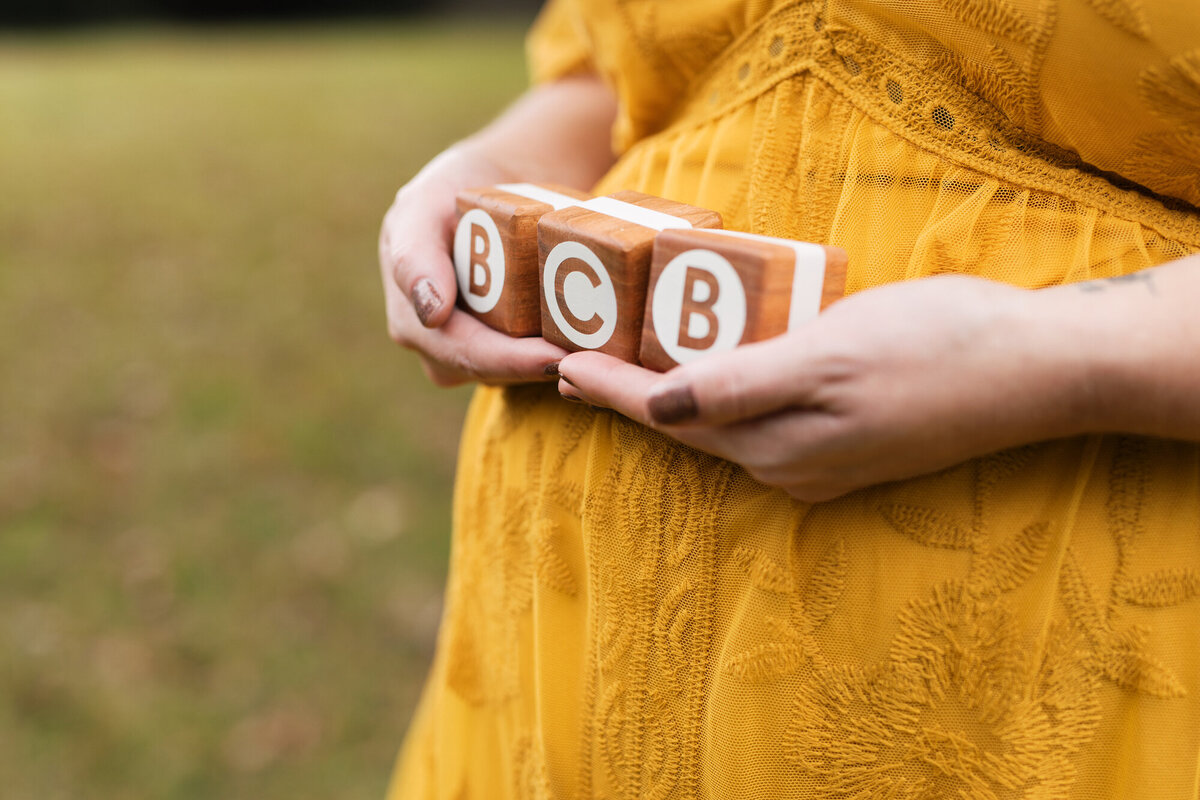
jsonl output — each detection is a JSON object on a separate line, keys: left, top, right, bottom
{"left": 0, "top": 22, "right": 529, "bottom": 799}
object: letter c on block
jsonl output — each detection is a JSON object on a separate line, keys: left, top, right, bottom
{"left": 652, "top": 249, "right": 746, "bottom": 365}
{"left": 543, "top": 241, "right": 618, "bottom": 349}
{"left": 453, "top": 208, "right": 505, "bottom": 313}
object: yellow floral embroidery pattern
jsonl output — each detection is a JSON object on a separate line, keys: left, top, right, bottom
{"left": 721, "top": 496, "right": 1102, "bottom": 798}
{"left": 1125, "top": 49, "right": 1200, "bottom": 208}
{"left": 577, "top": 418, "right": 734, "bottom": 800}
{"left": 724, "top": 539, "right": 845, "bottom": 681}
{"left": 1058, "top": 438, "right": 1191, "bottom": 699}
{"left": 1082, "top": 0, "right": 1150, "bottom": 38}
{"left": 716, "top": 438, "right": 1195, "bottom": 798}
{"left": 786, "top": 586, "right": 1100, "bottom": 799}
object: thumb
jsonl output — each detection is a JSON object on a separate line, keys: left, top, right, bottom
{"left": 645, "top": 333, "right": 823, "bottom": 426}
{"left": 399, "top": 246, "right": 457, "bottom": 329}
{"left": 381, "top": 204, "right": 459, "bottom": 330}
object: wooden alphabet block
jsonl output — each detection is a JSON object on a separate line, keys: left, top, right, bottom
{"left": 453, "top": 183, "right": 590, "bottom": 336}
{"left": 639, "top": 228, "right": 848, "bottom": 371}
{"left": 538, "top": 191, "right": 722, "bottom": 361}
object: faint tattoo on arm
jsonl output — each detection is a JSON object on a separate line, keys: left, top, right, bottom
{"left": 1076, "top": 271, "right": 1157, "bottom": 295}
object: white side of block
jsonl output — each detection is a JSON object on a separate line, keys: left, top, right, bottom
{"left": 494, "top": 183, "right": 582, "bottom": 210}
{"left": 580, "top": 196, "right": 694, "bottom": 231}
{"left": 700, "top": 229, "right": 827, "bottom": 331}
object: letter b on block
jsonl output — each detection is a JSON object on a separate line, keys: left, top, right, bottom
{"left": 650, "top": 249, "right": 746, "bottom": 365}
{"left": 678, "top": 268, "right": 720, "bottom": 349}
{"left": 640, "top": 228, "right": 848, "bottom": 371}
{"left": 455, "top": 210, "right": 503, "bottom": 311}
{"left": 452, "top": 184, "right": 589, "bottom": 336}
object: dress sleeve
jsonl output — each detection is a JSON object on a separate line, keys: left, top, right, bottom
{"left": 526, "top": 0, "right": 594, "bottom": 85}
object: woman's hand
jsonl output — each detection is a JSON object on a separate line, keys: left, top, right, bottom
{"left": 556, "top": 275, "right": 1097, "bottom": 501}
{"left": 379, "top": 143, "right": 568, "bottom": 386}
{"left": 379, "top": 76, "right": 617, "bottom": 387}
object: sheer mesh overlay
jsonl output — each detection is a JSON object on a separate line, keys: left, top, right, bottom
{"left": 387, "top": 1, "right": 1200, "bottom": 798}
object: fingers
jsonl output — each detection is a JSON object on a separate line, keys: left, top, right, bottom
{"left": 557, "top": 351, "right": 662, "bottom": 424}
{"left": 557, "top": 333, "right": 829, "bottom": 429}
{"left": 651, "top": 411, "right": 858, "bottom": 502}
{"left": 381, "top": 198, "right": 565, "bottom": 386}
{"left": 407, "top": 307, "right": 567, "bottom": 386}
{"left": 555, "top": 353, "right": 858, "bottom": 500}
{"left": 643, "top": 334, "right": 826, "bottom": 427}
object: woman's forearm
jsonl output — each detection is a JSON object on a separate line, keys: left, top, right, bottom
{"left": 1031, "top": 253, "right": 1200, "bottom": 441}
{"left": 457, "top": 75, "right": 618, "bottom": 191}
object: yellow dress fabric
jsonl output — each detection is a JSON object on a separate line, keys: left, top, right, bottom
{"left": 389, "top": 2, "right": 1200, "bottom": 798}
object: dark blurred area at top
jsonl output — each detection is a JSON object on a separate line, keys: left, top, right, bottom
{"left": 0, "top": 0, "right": 544, "bottom": 28}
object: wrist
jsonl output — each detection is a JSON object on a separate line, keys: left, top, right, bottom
{"left": 1023, "top": 279, "right": 1150, "bottom": 437}
{"left": 1001, "top": 285, "right": 1107, "bottom": 442}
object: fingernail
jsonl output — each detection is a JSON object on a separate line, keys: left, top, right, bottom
{"left": 559, "top": 391, "right": 586, "bottom": 404}
{"left": 411, "top": 279, "right": 443, "bottom": 328}
{"left": 544, "top": 361, "right": 561, "bottom": 378}
{"left": 648, "top": 384, "right": 698, "bottom": 425}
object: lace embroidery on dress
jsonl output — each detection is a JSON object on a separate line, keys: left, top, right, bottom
{"left": 578, "top": 419, "right": 734, "bottom": 799}
{"left": 784, "top": 585, "right": 1102, "bottom": 799}
{"left": 1125, "top": 50, "right": 1200, "bottom": 209}
{"left": 1082, "top": 0, "right": 1151, "bottom": 38}
{"left": 1057, "top": 438, "right": 1190, "bottom": 699}
{"left": 716, "top": 450, "right": 1105, "bottom": 798}
{"left": 654, "top": 1, "right": 1200, "bottom": 241}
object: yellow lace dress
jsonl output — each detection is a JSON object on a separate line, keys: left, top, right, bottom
{"left": 388, "top": 1, "right": 1200, "bottom": 798}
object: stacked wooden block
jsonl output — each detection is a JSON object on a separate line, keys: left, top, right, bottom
{"left": 453, "top": 183, "right": 849, "bottom": 371}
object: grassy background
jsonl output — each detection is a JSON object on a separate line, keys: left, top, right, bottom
{"left": 0, "top": 22, "right": 530, "bottom": 799}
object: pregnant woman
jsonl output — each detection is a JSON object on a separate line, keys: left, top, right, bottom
{"left": 379, "top": 1, "right": 1200, "bottom": 797}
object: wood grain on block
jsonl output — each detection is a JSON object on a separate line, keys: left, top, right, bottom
{"left": 453, "top": 183, "right": 589, "bottom": 336}
{"left": 639, "top": 228, "right": 848, "bottom": 371}
{"left": 538, "top": 190, "right": 722, "bottom": 361}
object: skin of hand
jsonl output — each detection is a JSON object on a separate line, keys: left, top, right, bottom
{"left": 379, "top": 76, "right": 617, "bottom": 387}
{"left": 555, "top": 262, "right": 1200, "bottom": 503}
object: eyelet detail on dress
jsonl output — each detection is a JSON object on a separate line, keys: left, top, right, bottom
{"left": 768, "top": 36, "right": 785, "bottom": 57}
{"left": 886, "top": 78, "right": 903, "bottom": 104}
{"left": 932, "top": 105, "right": 955, "bottom": 130}
{"left": 738, "top": 62, "right": 751, "bottom": 82}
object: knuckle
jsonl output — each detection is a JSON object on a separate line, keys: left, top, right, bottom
{"left": 387, "top": 243, "right": 412, "bottom": 278}
{"left": 711, "top": 372, "right": 751, "bottom": 420}
{"left": 449, "top": 349, "right": 480, "bottom": 382}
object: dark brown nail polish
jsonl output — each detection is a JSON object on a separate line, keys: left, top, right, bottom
{"left": 559, "top": 391, "right": 586, "bottom": 404}
{"left": 411, "top": 278, "right": 443, "bottom": 328}
{"left": 544, "top": 361, "right": 561, "bottom": 378}
{"left": 648, "top": 384, "right": 698, "bottom": 425}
